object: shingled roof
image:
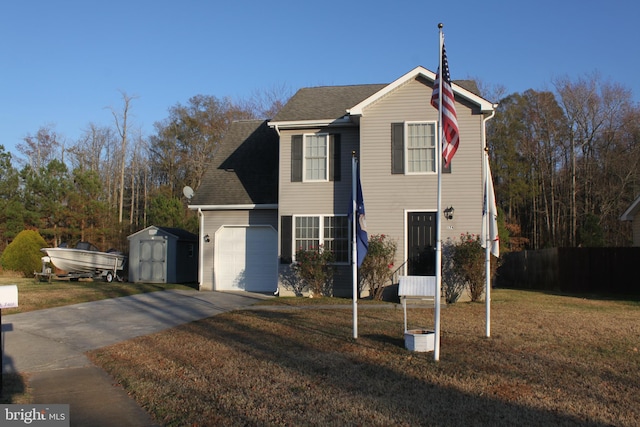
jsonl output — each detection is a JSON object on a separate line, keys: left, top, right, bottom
{"left": 190, "top": 120, "right": 278, "bottom": 206}
{"left": 272, "top": 84, "right": 387, "bottom": 122}
{"left": 272, "top": 78, "right": 483, "bottom": 124}
{"left": 454, "top": 79, "right": 481, "bottom": 97}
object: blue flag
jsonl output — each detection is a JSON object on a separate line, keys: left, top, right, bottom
{"left": 355, "top": 163, "right": 368, "bottom": 267}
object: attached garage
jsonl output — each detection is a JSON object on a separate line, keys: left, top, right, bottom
{"left": 214, "top": 225, "right": 277, "bottom": 292}
{"left": 187, "top": 120, "right": 280, "bottom": 293}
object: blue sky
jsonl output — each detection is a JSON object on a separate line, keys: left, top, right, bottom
{"left": 1, "top": 0, "right": 638, "bottom": 159}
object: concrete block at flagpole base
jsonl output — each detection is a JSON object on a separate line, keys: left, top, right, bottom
{"left": 404, "top": 329, "right": 435, "bottom": 352}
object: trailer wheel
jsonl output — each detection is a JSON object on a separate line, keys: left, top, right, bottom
{"left": 105, "top": 271, "right": 114, "bottom": 283}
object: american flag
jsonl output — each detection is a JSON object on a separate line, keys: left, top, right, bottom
{"left": 430, "top": 43, "right": 459, "bottom": 167}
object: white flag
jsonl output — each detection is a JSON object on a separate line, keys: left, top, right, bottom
{"left": 482, "top": 159, "right": 499, "bottom": 258}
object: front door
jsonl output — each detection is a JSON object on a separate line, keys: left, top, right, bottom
{"left": 407, "top": 212, "right": 436, "bottom": 276}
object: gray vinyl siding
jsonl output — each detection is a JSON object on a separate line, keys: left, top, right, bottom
{"left": 359, "top": 77, "right": 485, "bottom": 269}
{"left": 633, "top": 219, "right": 640, "bottom": 247}
{"left": 278, "top": 127, "right": 358, "bottom": 216}
{"left": 278, "top": 127, "right": 359, "bottom": 296}
{"left": 200, "top": 209, "right": 277, "bottom": 291}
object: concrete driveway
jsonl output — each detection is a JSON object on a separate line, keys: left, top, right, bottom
{"left": 1, "top": 289, "right": 270, "bottom": 426}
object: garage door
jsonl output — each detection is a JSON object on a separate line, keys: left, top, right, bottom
{"left": 215, "top": 226, "right": 277, "bottom": 292}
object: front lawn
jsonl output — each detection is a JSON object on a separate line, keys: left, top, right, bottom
{"left": 88, "top": 289, "right": 640, "bottom": 426}
{"left": 0, "top": 276, "right": 195, "bottom": 314}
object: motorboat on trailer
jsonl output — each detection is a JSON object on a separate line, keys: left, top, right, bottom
{"left": 41, "top": 242, "right": 126, "bottom": 282}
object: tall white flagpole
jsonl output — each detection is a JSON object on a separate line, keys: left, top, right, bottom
{"left": 352, "top": 152, "right": 358, "bottom": 339}
{"left": 434, "top": 23, "right": 444, "bottom": 362}
{"left": 484, "top": 148, "right": 491, "bottom": 338}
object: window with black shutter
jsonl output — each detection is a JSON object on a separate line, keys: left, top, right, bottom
{"left": 391, "top": 122, "right": 451, "bottom": 174}
{"left": 291, "top": 133, "right": 341, "bottom": 182}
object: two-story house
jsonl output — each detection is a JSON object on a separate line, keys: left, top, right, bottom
{"left": 189, "top": 66, "right": 495, "bottom": 296}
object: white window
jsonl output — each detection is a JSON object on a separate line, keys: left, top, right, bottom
{"left": 304, "top": 134, "right": 328, "bottom": 181}
{"left": 294, "top": 215, "right": 349, "bottom": 263}
{"left": 406, "top": 122, "right": 436, "bottom": 173}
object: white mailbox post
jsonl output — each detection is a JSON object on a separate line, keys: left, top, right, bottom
{"left": 0, "top": 284, "right": 18, "bottom": 395}
{"left": 0, "top": 285, "right": 18, "bottom": 309}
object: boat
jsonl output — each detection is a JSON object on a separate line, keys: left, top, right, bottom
{"left": 41, "top": 242, "right": 126, "bottom": 282}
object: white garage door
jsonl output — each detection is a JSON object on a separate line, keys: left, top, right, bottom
{"left": 215, "top": 226, "right": 277, "bottom": 292}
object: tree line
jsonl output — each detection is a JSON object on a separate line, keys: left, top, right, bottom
{"left": 0, "top": 88, "right": 289, "bottom": 253}
{"left": 489, "top": 73, "right": 640, "bottom": 250}
{"left": 0, "top": 74, "right": 638, "bottom": 256}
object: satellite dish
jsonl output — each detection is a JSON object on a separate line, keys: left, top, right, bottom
{"left": 182, "top": 186, "right": 194, "bottom": 200}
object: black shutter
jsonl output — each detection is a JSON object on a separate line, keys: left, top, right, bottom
{"left": 329, "top": 134, "right": 341, "bottom": 181}
{"left": 391, "top": 123, "right": 404, "bottom": 174}
{"left": 291, "top": 135, "right": 303, "bottom": 182}
{"left": 280, "top": 215, "right": 293, "bottom": 264}
{"left": 443, "top": 160, "right": 452, "bottom": 174}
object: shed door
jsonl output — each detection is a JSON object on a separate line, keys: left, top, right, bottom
{"left": 139, "top": 239, "right": 166, "bottom": 283}
{"left": 407, "top": 212, "right": 436, "bottom": 276}
{"left": 215, "top": 226, "right": 277, "bottom": 292}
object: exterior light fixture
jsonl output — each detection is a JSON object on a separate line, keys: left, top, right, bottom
{"left": 444, "top": 206, "right": 455, "bottom": 220}
{"left": 204, "top": 234, "right": 211, "bottom": 243}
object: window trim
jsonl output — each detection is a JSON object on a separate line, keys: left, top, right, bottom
{"left": 292, "top": 214, "right": 350, "bottom": 264}
{"left": 303, "top": 133, "right": 329, "bottom": 182}
{"left": 404, "top": 121, "right": 437, "bottom": 175}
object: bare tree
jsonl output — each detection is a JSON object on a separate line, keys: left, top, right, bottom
{"left": 149, "top": 95, "right": 253, "bottom": 196}
{"left": 67, "top": 123, "right": 116, "bottom": 172}
{"left": 555, "top": 73, "right": 638, "bottom": 245}
{"left": 109, "top": 91, "right": 138, "bottom": 224}
{"left": 469, "top": 77, "right": 507, "bottom": 104}
{"left": 17, "top": 125, "right": 62, "bottom": 171}
{"left": 243, "top": 83, "right": 294, "bottom": 119}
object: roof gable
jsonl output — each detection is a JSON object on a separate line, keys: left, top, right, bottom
{"left": 347, "top": 66, "right": 494, "bottom": 116}
{"left": 190, "top": 120, "right": 278, "bottom": 206}
{"left": 127, "top": 226, "right": 197, "bottom": 241}
{"left": 269, "top": 66, "right": 494, "bottom": 128}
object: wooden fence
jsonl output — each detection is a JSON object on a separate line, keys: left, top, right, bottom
{"left": 496, "top": 247, "right": 640, "bottom": 295}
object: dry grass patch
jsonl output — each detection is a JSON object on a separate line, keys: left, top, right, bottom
{"left": 0, "top": 276, "right": 195, "bottom": 314}
{"left": 88, "top": 290, "right": 640, "bottom": 426}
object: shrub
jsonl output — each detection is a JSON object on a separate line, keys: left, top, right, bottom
{"left": 291, "top": 245, "right": 335, "bottom": 297}
{"left": 278, "top": 266, "right": 307, "bottom": 297}
{"left": 359, "top": 234, "right": 397, "bottom": 300}
{"left": 451, "top": 233, "right": 485, "bottom": 302}
{"left": 0, "top": 230, "right": 48, "bottom": 277}
{"left": 442, "top": 240, "right": 467, "bottom": 304}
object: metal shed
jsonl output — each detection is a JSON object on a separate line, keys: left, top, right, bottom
{"left": 127, "top": 226, "right": 198, "bottom": 284}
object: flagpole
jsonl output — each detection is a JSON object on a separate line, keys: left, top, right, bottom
{"left": 434, "top": 23, "right": 444, "bottom": 362}
{"left": 484, "top": 148, "right": 491, "bottom": 338}
{"left": 352, "top": 152, "right": 358, "bottom": 339}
